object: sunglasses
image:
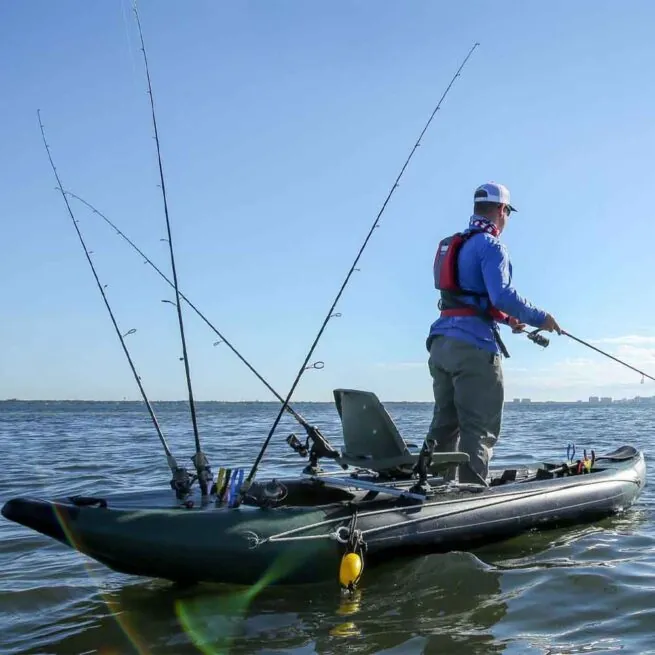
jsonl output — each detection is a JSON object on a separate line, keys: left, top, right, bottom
{"left": 502, "top": 205, "right": 512, "bottom": 217}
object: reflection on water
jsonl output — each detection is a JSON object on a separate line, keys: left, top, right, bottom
{"left": 15, "top": 516, "right": 652, "bottom": 655}
{"left": 27, "top": 551, "right": 507, "bottom": 655}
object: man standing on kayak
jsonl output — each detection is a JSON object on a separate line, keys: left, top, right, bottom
{"left": 413, "top": 182, "right": 561, "bottom": 490}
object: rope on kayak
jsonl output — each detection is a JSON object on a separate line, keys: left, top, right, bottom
{"left": 37, "top": 111, "right": 194, "bottom": 500}
{"left": 243, "top": 42, "right": 482, "bottom": 492}
{"left": 247, "top": 476, "right": 617, "bottom": 548}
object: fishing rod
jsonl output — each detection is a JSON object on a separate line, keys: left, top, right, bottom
{"left": 562, "top": 330, "right": 655, "bottom": 383}
{"left": 243, "top": 42, "right": 481, "bottom": 492}
{"left": 133, "top": 3, "right": 211, "bottom": 496}
{"left": 37, "top": 111, "right": 194, "bottom": 498}
{"left": 514, "top": 325, "right": 654, "bottom": 382}
{"left": 64, "top": 191, "right": 335, "bottom": 447}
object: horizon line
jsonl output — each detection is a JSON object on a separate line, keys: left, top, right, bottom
{"left": 2, "top": 397, "right": 654, "bottom": 404}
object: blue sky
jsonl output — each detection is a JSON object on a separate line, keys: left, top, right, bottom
{"left": 2, "top": 0, "right": 655, "bottom": 402}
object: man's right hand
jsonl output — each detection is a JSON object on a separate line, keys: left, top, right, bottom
{"left": 540, "top": 313, "right": 562, "bottom": 334}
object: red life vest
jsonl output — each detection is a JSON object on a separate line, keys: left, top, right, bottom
{"left": 433, "top": 230, "right": 509, "bottom": 324}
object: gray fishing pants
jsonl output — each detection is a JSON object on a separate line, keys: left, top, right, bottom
{"left": 424, "top": 335, "right": 504, "bottom": 484}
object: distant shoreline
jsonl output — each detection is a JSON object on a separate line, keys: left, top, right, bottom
{"left": 2, "top": 398, "right": 654, "bottom": 406}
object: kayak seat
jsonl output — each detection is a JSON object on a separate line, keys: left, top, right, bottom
{"left": 333, "top": 388, "right": 469, "bottom": 478}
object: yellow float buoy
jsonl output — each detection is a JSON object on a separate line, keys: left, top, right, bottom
{"left": 339, "top": 551, "right": 363, "bottom": 590}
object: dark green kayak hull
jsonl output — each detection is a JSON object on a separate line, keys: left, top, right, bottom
{"left": 2, "top": 447, "right": 646, "bottom": 586}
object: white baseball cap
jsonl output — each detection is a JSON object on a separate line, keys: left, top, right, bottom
{"left": 473, "top": 182, "right": 517, "bottom": 212}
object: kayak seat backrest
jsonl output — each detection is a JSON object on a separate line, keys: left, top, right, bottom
{"left": 333, "top": 388, "right": 469, "bottom": 476}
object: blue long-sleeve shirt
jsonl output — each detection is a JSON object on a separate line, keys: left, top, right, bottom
{"left": 428, "top": 217, "right": 548, "bottom": 353}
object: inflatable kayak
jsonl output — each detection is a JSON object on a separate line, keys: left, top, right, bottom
{"left": 2, "top": 390, "right": 646, "bottom": 587}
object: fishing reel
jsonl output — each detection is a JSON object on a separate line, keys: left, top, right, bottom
{"left": 286, "top": 425, "right": 341, "bottom": 474}
{"left": 170, "top": 466, "right": 196, "bottom": 501}
{"left": 286, "top": 433, "right": 309, "bottom": 457}
{"left": 526, "top": 328, "right": 549, "bottom": 348}
{"left": 245, "top": 478, "right": 288, "bottom": 508}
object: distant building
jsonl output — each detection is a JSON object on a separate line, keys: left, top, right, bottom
{"left": 600, "top": 397, "right": 612, "bottom": 404}
{"left": 521, "top": 398, "right": 531, "bottom": 403}
{"left": 512, "top": 398, "right": 521, "bottom": 403}
{"left": 589, "top": 396, "right": 599, "bottom": 403}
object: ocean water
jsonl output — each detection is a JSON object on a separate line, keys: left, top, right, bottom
{"left": 0, "top": 400, "right": 653, "bottom": 655}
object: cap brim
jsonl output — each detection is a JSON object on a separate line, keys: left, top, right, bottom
{"left": 508, "top": 204, "right": 518, "bottom": 213}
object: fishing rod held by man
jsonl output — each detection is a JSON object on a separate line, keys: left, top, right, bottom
{"left": 561, "top": 330, "right": 655, "bottom": 383}
{"left": 515, "top": 324, "right": 654, "bottom": 381}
